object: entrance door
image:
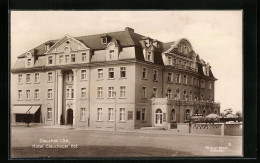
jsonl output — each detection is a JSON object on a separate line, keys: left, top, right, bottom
{"left": 67, "top": 109, "right": 73, "bottom": 125}
{"left": 155, "top": 109, "right": 163, "bottom": 126}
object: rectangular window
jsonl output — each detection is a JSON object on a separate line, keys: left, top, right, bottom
{"left": 153, "top": 69, "right": 158, "bottom": 81}
{"left": 48, "top": 72, "right": 53, "bottom": 82}
{"left": 108, "top": 87, "right": 114, "bottom": 98}
{"left": 71, "top": 89, "right": 74, "bottom": 99}
{"left": 141, "top": 108, "right": 146, "bottom": 121}
{"left": 18, "top": 74, "right": 22, "bottom": 83}
{"left": 142, "top": 67, "right": 147, "bottom": 79}
{"left": 81, "top": 88, "right": 86, "bottom": 98}
{"left": 27, "top": 59, "right": 32, "bottom": 66}
{"left": 47, "top": 108, "right": 52, "bottom": 120}
{"left": 147, "top": 52, "right": 151, "bottom": 61}
{"left": 176, "top": 74, "right": 181, "bottom": 84}
{"left": 209, "top": 81, "right": 212, "bottom": 90}
{"left": 190, "top": 77, "right": 193, "bottom": 85}
{"left": 97, "top": 87, "right": 103, "bottom": 98}
{"left": 153, "top": 87, "right": 157, "bottom": 98}
{"left": 47, "top": 89, "right": 52, "bottom": 99}
{"left": 120, "top": 86, "right": 126, "bottom": 98}
{"left": 97, "top": 69, "right": 103, "bottom": 79}
{"left": 65, "top": 55, "right": 69, "bottom": 63}
{"left": 18, "top": 90, "right": 22, "bottom": 100}
{"left": 80, "top": 108, "right": 86, "bottom": 121}
{"left": 26, "top": 74, "right": 30, "bottom": 83}
{"left": 142, "top": 87, "right": 146, "bottom": 98}
{"left": 167, "top": 73, "right": 173, "bottom": 83}
{"left": 128, "top": 111, "right": 133, "bottom": 120}
{"left": 136, "top": 111, "right": 141, "bottom": 120}
{"left": 71, "top": 54, "right": 75, "bottom": 62}
{"left": 167, "top": 88, "right": 172, "bottom": 98}
{"left": 183, "top": 75, "right": 187, "bottom": 84}
{"left": 201, "top": 80, "right": 205, "bottom": 88}
{"left": 193, "top": 78, "right": 197, "bottom": 87}
{"left": 35, "top": 73, "right": 40, "bottom": 83}
{"left": 168, "top": 56, "right": 172, "bottom": 65}
{"left": 120, "top": 108, "right": 125, "bottom": 121}
{"left": 35, "top": 89, "right": 39, "bottom": 99}
{"left": 102, "top": 38, "right": 107, "bottom": 44}
{"left": 120, "top": 67, "right": 126, "bottom": 78}
{"left": 173, "top": 58, "right": 177, "bottom": 65}
{"left": 26, "top": 90, "right": 30, "bottom": 99}
{"left": 59, "top": 55, "right": 63, "bottom": 63}
{"left": 82, "top": 53, "right": 86, "bottom": 62}
{"left": 81, "top": 70, "right": 86, "bottom": 80}
{"left": 97, "top": 108, "right": 102, "bottom": 121}
{"left": 108, "top": 68, "right": 114, "bottom": 79}
{"left": 109, "top": 50, "right": 114, "bottom": 60}
{"left": 48, "top": 56, "right": 53, "bottom": 64}
{"left": 108, "top": 108, "right": 114, "bottom": 121}
{"left": 66, "top": 89, "right": 70, "bottom": 98}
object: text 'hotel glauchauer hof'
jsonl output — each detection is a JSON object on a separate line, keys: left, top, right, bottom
{"left": 11, "top": 27, "right": 220, "bottom": 129}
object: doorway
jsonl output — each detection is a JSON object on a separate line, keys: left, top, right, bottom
{"left": 155, "top": 109, "right": 163, "bottom": 126}
{"left": 67, "top": 109, "right": 73, "bottom": 125}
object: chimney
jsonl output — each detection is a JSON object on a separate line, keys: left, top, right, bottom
{"left": 125, "top": 27, "right": 134, "bottom": 32}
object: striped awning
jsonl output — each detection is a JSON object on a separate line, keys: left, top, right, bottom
{"left": 12, "top": 105, "right": 40, "bottom": 114}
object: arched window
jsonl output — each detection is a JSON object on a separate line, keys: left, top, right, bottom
{"left": 185, "top": 109, "right": 190, "bottom": 121}
{"left": 189, "top": 91, "right": 192, "bottom": 100}
{"left": 176, "top": 88, "right": 180, "bottom": 99}
{"left": 202, "top": 109, "right": 206, "bottom": 116}
{"left": 166, "top": 88, "right": 172, "bottom": 98}
{"left": 155, "top": 109, "right": 163, "bottom": 124}
{"left": 195, "top": 109, "right": 199, "bottom": 114}
{"left": 170, "top": 109, "right": 175, "bottom": 121}
{"left": 183, "top": 89, "right": 187, "bottom": 100}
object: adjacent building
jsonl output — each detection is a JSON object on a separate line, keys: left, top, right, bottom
{"left": 11, "top": 27, "right": 220, "bottom": 129}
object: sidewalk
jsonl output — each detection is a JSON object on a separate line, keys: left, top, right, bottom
{"left": 26, "top": 124, "right": 241, "bottom": 138}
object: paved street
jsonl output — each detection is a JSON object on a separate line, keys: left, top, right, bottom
{"left": 11, "top": 126, "right": 242, "bottom": 158}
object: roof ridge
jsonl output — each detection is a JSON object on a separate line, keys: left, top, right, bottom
{"left": 75, "top": 30, "right": 127, "bottom": 39}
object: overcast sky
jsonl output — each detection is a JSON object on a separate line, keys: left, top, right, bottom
{"left": 10, "top": 11, "right": 242, "bottom": 113}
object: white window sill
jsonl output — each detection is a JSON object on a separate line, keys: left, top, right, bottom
{"left": 108, "top": 97, "right": 115, "bottom": 99}
{"left": 107, "top": 78, "right": 115, "bottom": 80}
{"left": 47, "top": 98, "right": 53, "bottom": 100}
{"left": 119, "top": 97, "right": 127, "bottom": 99}
{"left": 34, "top": 82, "right": 40, "bottom": 84}
{"left": 97, "top": 120, "right": 103, "bottom": 122}
{"left": 97, "top": 79, "right": 104, "bottom": 81}
{"left": 47, "top": 81, "right": 53, "bottom": 83}
{"left": 26, "top": 82, "right": 31, "bottom": 84}
{"left": 119, "top": 77, "right": 127, "bottom": 79}
{"left": 153, "top": 80, "right": 158, "bottom": 82}
{"left": 17, "top": 99, "right": 23, "bottom": 101}
{"left": 107, "top": 120, "right": 114, "bottom": 122}
{"left": 46, "top": 119, "right": 53, "bottom": 121}
{"left": 142, "top": 78, "right": 148, "bottom": 80}
{"left": 81, "top": 79, "right": 87, "bottom": 81}
{"left": 25, "top": 99, "right": 31, "bottom": 101}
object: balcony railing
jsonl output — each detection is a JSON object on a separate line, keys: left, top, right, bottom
{"left": 169, "top": 64, "right": 197, "bottom": 71}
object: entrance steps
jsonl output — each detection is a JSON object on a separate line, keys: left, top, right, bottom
{"left": 140, "top": 127, "right": 166, "bottom": 130}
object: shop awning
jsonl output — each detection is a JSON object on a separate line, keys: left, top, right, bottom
{"left": 12, "top": 105, "right": 40, "bottom": 114}
{"left": 27, "top": 105, "right": 40, "bottom": 114}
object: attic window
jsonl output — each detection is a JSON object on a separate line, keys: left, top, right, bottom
{"left": 101, "top": 38, "right": 107, "bottom": 44}
{"left": 147, "top": 52, "right": 151, "bottom": 61}
{"left": 66, "top": 41, "right": 70, "bottom": 44}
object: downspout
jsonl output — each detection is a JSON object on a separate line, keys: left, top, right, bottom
{"left": 88, "top": 65, "right": 91, "bottom": 127}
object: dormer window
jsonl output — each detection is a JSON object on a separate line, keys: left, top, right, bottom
{"left": 147, "top": 51, "right": 151, "bottom": 61}
{"left": 101, "top": 37, "right": 107, "bottom": 44}
{"left": 109, "top": 50, "right": 114, "bottom": 60}
{"left": 48, "top": 56, "right": 53, "bottom": 65}
{"left": 184, "top": 46, "right": 188, "bottom": 54}
{"left": 27, "top": 59, "right": 32, "bottom": 66}
{"left": 168, "top": 56, "right": 172, "bottom": 65}
{"left": 178, "top": 44, "right": 182, "bottom": 52}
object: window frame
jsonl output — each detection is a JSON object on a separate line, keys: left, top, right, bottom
{"left": 26, "top": 74, "right": 31, "bottom": 83}
{"left": 48, "top": 56, "right": 53, "bottom": 65}
{"left": 18, "top": 74, "right": 22, "bottom": 83}
{"left": 120, "top": 86, "right": 126, "bottom": 98}
{"left": 81, "top": 88, "right": 87, "bottom": 98}
{"left": 142, "top": 86, "right": 147, "bottom": 98}
{"left": 35, "top": 73, "right": 40, "bottom": 83}
{"left": 108, "top": 108, "right": 114, "bottom": 121}
{"left": 120, "top": 67, "right": 126, "bottom": 78}
{"left": 47, "top": 89, "right": 53, "bottom": 99}
{"left": 97, "top": 69, "right": 104, "bottom": 80}
{"left": 108, "top": 87, "right": 115, "bottom": 98}
{"left": 35, "top": 89, "right": 39, "bottom": 99}
{"left": 141, "top": 108, "right": 146, "bottom": 121}
{"left": 71, "top": 54, "right": 76, "bottom": 63}
{"left": 81, "top": 70, "right": 87, "bottom": 80}
{"left": 119, "top": 108, "right": 126, "bottom": 121}
{"left": 80, "top": 108, "right": 86, "bottom": 121}
{"left": 18, "top": 90, "right": 22, "bottom": 100}
{"left": 59, "top": 55, "right": 64, "bottom": 63}
{"left": 97, "top": 108, "right": 103, "bottom": 121}
{"left": 142, "top": 67, "right": 147, "bottom": 79}
{"left": 47, "top": 72, "right": 53, "bottom": 82}
{"left": 153, "top": 69, "right": 158, "bottom": 81}
{"left": 97, "top": 87, "right": 103, "bottom": 98}
{"left": 108, "top": 68, "right": 114, "bottom": 79}
{"left": 82, "top": 53, "right": 86, "bottom": 62}
{"left": 26, "top": 90, "right": 31, "bottom": 99}
{"left": 47, "top": 108, "right": 53, "bottom": 120}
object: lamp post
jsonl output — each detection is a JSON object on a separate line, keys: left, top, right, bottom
{"left": 112, "top": 91, "right": 117, "bottom": 131}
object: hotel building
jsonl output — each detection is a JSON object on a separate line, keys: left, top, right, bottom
{"left": 11, "top": 27, "right": 220, "bottom": 129}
